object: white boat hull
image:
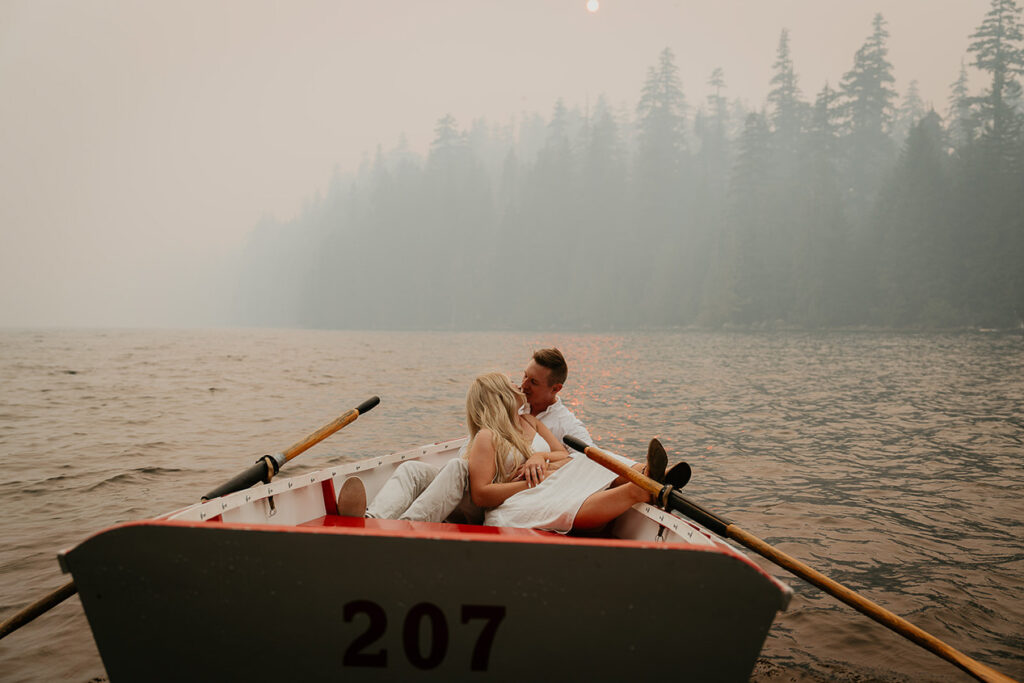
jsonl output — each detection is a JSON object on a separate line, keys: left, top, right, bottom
{"left": 59, "top": 439, "right": 791, "bottom": 681}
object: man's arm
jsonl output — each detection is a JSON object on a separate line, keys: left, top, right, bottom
{"left": 538, "top": 406, "right": 591, "bottom": 471}
{"left": 558, "top": 409, "right": 592, "bottom": 445}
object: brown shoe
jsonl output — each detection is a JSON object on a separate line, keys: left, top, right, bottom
{"left": 336, "top": 477, "right": 367, "bottom": 517}
{"left": 646, "top": 438, "right": 667, "bottom": 484}
{"left": 665, "top": 461, "right": 692, "bottom": 489}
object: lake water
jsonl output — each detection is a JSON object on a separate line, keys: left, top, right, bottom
{"left": 0, "top": 329, "right": 1021, "bottom": 681}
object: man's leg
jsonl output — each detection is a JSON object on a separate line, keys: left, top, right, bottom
{"left": 365, "top": 461, "right": 439, "bottom": 519}
{"left": 400, "top": 458, "right": 472, "bottom": 523}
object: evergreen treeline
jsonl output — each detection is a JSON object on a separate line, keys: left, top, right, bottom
{"left": 237, "top": 3, "right": 1024, "bottom": 330}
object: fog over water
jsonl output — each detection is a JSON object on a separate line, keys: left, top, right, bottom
{"left": 1, "top": 5, "right": 1023, "bottom": 679}
{"left": 1, "top": 1, "right": 1010, "bottom": 330}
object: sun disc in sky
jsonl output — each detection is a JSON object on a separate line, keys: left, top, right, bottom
{"left": 586, "top": 0, "right": 599, "bottom": 13}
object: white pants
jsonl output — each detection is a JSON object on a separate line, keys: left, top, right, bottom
{"left": 366, "top": 458, "right": 478, "bottom": 523}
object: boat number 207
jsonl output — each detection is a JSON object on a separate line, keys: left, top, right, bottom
{"left": 342, "top": 601, "right": 506, "bottom": 671}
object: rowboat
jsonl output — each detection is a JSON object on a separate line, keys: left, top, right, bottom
{"left": 58, "top": 436, "right": 793, "bottom": 681}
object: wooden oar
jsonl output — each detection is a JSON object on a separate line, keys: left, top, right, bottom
{"left": 0, "top": 398, "right": 381, "bottom": 642}
{"left": 201, "top": 396, "right": 380, "bottom": 500}
{"left": 563, "top": 435, "right": 1017, "bottom": 683}
{"left": 0, "top": 580, "right": 76, "bottom": 640}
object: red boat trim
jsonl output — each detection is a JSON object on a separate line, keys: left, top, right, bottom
{"left": 321, "top": 479, "right": 338, "bottom": 515}
{"left": 81, "top": 515, "right": 740, "bottom": 555}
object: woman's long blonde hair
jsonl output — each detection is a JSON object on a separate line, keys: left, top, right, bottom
{"left": 464, "top": 372, "right": 534, "bottom": 483}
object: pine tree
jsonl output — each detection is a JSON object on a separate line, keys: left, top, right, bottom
{"left": 947, "top": 60, "right": 979, "bottom": 151}
{"left": 967, "top": 0, "right": 1024, "bottom": 166}
{"left": 840, "top": 14, "right": 898, "bottom": 138}
{"left": 893, "top": 80, "right": 926, "bottom": 148}
{"left": 539, "top": 98, "right": 573, "bottom": 179}
{"left": 584, "top": 95, "right": 626, "bottom": 194}
{"left": 767, "top": 29, "right": 804, "bottom": 147}
{"left": 696, "top": 68, "right": 731, "bottom": 190}
{"left": 718, "top": 112, "right": 775, "bottom": 325}
{"left": 635, "top": 47, "right": 688, "bottom": 189}
{"left": 790, "top": 82, "right": 856, "bottom": 326}
{"left": 424, "top": 113, "right": 494, "bottom": 327}
{"left": 578, "top": 95, "right": 629, "bottom": 326}
{"left": 808, "top": 83, "right": 842, "bottom": 163}
{"left": 871, "top": 111, "right": 959, "bottom": 326}
{"left": 839, "top": 13, "right": 898, "bottom": 221}
{"left": 690, "top": 69, "right": 732, "bottom": 324}
{"left": 428, "top": 113, "right": 467, "bottom": 178}
{"left": 708, "top": 68, "right": 728, "bottom": 119}
{"left": 633, "top": 48, "right": 691, "bottom": 325}
{"left": 966, "top": 0, "right": 1024, "bottom": 142}
{"left": 963, "top": 0, "right": 1024, "bottom": 328}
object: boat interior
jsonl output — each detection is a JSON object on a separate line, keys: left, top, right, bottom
{"left": 165, "top": 437, "right": 720, "bottom": 543}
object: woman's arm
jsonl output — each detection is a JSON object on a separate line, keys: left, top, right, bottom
{"left": 468, "top": 429, "right": 532, "bottom": 508}
{"left": 515, "top": 417, "right": 571, "bottom": 486}
{"left": 535, "top": 418, "right": 570, "bottom": 460}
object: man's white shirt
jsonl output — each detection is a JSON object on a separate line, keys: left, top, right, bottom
{"left": 523, "top": 397, "right": 591, "bottom": 447}
{"left": 457, "top": 397, "right": 591, "bottom": 458}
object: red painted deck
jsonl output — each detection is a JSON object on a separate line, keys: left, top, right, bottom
{"left": 292, "top": 513, "right": 718, "bottom": 553}
{"left": 300, "top": 514, "right": 554, "bottom": 538}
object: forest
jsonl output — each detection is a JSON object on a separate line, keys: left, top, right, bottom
{"left": 236, "top": 2, "right": 1024, "bottom": 331}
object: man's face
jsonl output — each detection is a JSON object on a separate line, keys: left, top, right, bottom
{"left": 521, "top": 360, "right": 561, "bottom": 411}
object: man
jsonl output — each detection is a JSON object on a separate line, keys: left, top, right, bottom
{"left": 338, "top": 347, "right": 591, "bottom": 522}
{"left": 519, "top": 348, "right": 591, "bottom": 446}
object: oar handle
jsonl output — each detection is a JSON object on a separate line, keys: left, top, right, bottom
{"left": 0, "top": 580, "right": 77, "bottom": 641}
{"left": 201, "top": 396, "right": 380, "bottom": 501}
{"left": 564, "top": 435, "right": 655, "bottom": 490}
{"left": 727, "top": 526, "right": 1017, "bottom": 683}
{"left": 281, "top": 396, "right": 380, "bottom": 463}
{"left": 201, "top": 457, "right": 277, "bottom": 501}
{"left": 568, "top": 436, "right": 1018, "bottom": 683}
{"left": 3, "top": 399, "right": 384, "bottom": 642}
{"left": 563, "top": 436, "right": 732, "bottom": 533}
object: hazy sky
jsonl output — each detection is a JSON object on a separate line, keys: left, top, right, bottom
{"left": 0, "top": 0, "right": 989, "bottom": 328}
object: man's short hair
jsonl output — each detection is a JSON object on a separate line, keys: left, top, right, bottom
{"left": 532, "top": 348, "right": 568, "bottom": 386}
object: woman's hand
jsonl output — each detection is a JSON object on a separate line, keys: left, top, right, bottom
{"left": 468, "top": 429, "right": 532, "bottom": 507}
{"left": 516, "top": 453, "right": 549, "bottom": 488}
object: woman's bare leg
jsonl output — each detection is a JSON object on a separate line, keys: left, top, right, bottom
{"left": 572, "top": 482, "right": 649, "bottom": 530}
{"left": 610, "top": 462, "right": 646, "bottom": 487}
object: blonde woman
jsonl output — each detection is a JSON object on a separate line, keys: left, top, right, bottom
{"left": 336, "top": 371, "right": 569, "bottom": 522}
{"left": 467, "top": 372, "right": 665, "bottom": 533}
{"left": 465, "top": 372, "right": 570, "bottom": 508}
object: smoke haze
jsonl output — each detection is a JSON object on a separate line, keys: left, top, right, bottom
{"left": 0, "top": 1, "right": 999, "bottom": 329}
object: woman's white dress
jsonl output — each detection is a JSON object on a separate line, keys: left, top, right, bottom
{"left": 485, "top": 446, "right": 634, "bottom": 534}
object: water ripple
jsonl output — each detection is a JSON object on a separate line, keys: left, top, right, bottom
{"left": 0, "top": 329, "right": 1020, "bottom": 682}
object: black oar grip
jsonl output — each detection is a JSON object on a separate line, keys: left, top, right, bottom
{"left": 201, "top": 456, "right": 277, "bottom": 501}
{"left": 563, "top": 435, "right": 591, "bottom": 453}
{"left": 667, "top": 490, "right": 732, "bottom": 537}
{"left": 356, "top": 396, "right": 380, "bottom": 415}
{"left": 563, "top": 434, "right": 731, "bottom": 535}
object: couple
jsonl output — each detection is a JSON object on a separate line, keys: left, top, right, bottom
{"left": 338, "top": 348, "right": 664, "bottom": 533}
